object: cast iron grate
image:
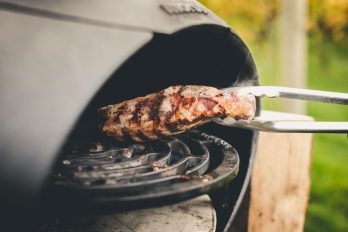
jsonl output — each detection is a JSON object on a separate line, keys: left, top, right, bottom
{"left": 46, "top": 130, "right": 239, "bottom": 211}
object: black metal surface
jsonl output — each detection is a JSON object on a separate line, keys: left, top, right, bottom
{"left": 44, "top": 130, "right": 239, "bottom": 211}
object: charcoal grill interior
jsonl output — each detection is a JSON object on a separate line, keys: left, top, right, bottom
{"left": 84, "top": 25, "right": 257, "bottom": 112}
{"left": 43, "top": 25, "right": 259, "bottom": 231}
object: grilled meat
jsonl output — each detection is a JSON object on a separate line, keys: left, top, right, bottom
{"left": 99, "top": 85, "right": 256, "bottom": 142}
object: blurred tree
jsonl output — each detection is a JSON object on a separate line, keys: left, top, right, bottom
{"left": 199, "top": 0, "right": 348, "bottom": 42}
{"left": 308, "top": 0, "right": 348, "bottom": 41}
{"left": 199, "top": 0, "right": 278, "bottom": 42}
{"left": 199, "top": 0, "right": 348, "bottom": 69}
{"left": 308, "top": 0, "right": 348, "bottom": 68}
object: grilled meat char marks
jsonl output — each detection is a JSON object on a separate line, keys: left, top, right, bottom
{"left": 99, "top": 85, "right": 256, "bottom": 142}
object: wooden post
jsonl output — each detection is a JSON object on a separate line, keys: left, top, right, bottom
{"left": 248, "top": 111, "right": 313, "bottom": 232}
{"left": 279, "top": 0, "right": 308, "bottom": 114}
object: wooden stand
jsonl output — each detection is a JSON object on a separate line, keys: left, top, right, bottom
{"left": 248, "top": 112, "right": 313, "bottom": 232}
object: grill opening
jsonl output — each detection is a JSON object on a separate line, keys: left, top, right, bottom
{"left": 70, "top": 25, "right": 258, "bottom": 139}
{"left": 44, "top": 25, "right": 259, "bottom": 230}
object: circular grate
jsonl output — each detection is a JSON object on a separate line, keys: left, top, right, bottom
{"left": 45, "top": 130, "right": 239, "bottom": 211}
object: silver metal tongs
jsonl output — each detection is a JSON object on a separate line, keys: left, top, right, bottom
{"left": 213, "top": 86, "right": 348, "bottom": 133}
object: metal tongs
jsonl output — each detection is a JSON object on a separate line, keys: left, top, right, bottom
{"left": 213, "top": 86, "right": 348, "bottom": 133}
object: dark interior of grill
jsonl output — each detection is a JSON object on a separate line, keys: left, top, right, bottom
{"left": 71, "top": 25, "right": 258, "bottom": 134}
{"left": 46, "top": 25, "right": 260, "bottom": 231}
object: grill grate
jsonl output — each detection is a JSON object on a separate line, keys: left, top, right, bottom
{"left": 45, "top": 130, "right": 239, "bottom": 211}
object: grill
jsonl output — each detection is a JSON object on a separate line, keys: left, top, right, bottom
{"left": 46, "top": 130, "right": 239, "bottom": 211}
{"left": 0, "top": 1, "right": 259, "bottom": 231}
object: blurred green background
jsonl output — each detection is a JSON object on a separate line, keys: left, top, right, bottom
{"left": 199, "top": 0, "right": 348, "bottom": 231}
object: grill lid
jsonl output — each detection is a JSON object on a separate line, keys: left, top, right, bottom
{"left": 44, "top": 130, "right": 239, "bottom": 211}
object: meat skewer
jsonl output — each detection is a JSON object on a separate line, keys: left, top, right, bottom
{"left": 99, "top": 85, "right": 256, "bottom": 142}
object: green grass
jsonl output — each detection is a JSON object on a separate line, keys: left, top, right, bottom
{"left": 250, "top": 36, "right": 348, "bottom": 232}
{"left": 305, "top": 38, "right": 348, "bottom": 232}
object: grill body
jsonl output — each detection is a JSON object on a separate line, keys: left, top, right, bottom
{"left": 0, "top": 0, "right": 259, "bottom": 231}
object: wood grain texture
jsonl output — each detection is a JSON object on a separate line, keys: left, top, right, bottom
{"left": 248, "top": 116, "right": 313, "bottom": 232}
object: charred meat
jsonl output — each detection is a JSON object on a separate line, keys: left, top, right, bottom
{"left": 99, "top": 85, "right": 256, "bottom": 142}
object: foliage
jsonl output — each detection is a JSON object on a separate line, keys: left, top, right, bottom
{"left": 308, "top": 0, "right": 348, "bottom": 41}
{"left": 199, "top": 0, "right": 277, "bottom": 42}
{"left": 199, "top": 0, "right": 348, "bottom": 42}
{"left": 305, "top": 37, "right": 348, "bottom": 232}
